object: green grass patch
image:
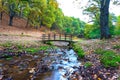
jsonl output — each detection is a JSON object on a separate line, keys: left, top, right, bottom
{"left": 84, "top": 62, "right": 92, "bottom": 68}
{"left": 24, "top": 47, "right": 40, "bottom": 54}
{"left": 45, "top": 41, "right": 53, "bottom": 45}
{"left": 95, "top": 49, "right": 120, "bottom": 68}
{"left": 0, "top": 42, "right": 13, "bottom": 48}
{"left": 0, "top": 42, "right": 57, "bottom": 54}
{"left": 73, "top": 44, "right": 85, "bottom": 58}
{"left": 23, "top": 46, "right": 56, "bottom": 54}
{"left": 113, "top": 45, "right": 120, "bottom": 49}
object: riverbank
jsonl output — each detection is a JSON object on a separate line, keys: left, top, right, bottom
{"left": 74, "top": 37, "right": 120, "bottom": 80}
{"left": 0, "top": 36, "right": 120, "bottom": 80}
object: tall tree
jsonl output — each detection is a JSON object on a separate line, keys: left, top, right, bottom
{"left": 0, "top": 0, "right": 3, "bottom": 20}
{"left": 100, "top": 0, "right": 111, "bottom": 39}
{"left": 75, "top": 0, "right": 120, "bottom": 39}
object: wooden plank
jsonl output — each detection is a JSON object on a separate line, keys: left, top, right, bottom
{"left": 42, "top": 33, "right": 73, "bottom": 42}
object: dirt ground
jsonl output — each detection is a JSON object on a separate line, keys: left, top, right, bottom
{"left": 0, "top": 13, "right": 55, "bottom": 43}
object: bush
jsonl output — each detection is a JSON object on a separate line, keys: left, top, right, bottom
{"left": 73, "top": 44, "right": 85, "bottom": 58}
{"left": 95, "top": 49, "right": 120, "bottom": 68}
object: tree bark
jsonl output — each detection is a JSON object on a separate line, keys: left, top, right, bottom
{"left": 0, "top": 1, "right": 4, "bottom": 20}
{"left": 9, "top": 3, "right": 15, "bottom": 26}
{"left": 100, "top": 0, "right": 111, "bottom": 39}
{"left": 26, "top": 17, "right": 29, "bottom": 28}
{"left": 0, "top": 12, "right": 2, "bottom": 20}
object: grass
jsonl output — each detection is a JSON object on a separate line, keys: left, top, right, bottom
{"left": 0, "top": 42, "right": 57, "bottom": 54}
{"left": 113, "top": 45, "right": 120, "bottom": 49}
{"left": 73, "top": 43, "right": 85, "bottom": 58}
{"left": 84, "top": 62, "right": 92, "bottom": 68}
{"left": 95, "top": 48, "right": 120, "bottom": 68}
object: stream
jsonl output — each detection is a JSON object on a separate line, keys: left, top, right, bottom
{"left": 0, "top": 47, "right": 119, "bottom": 80}
{"left": 42, "top": 48, "right": 81, "bottom": 80}
{"left": 0, "top": 48, "right": 82, "bottom": 80}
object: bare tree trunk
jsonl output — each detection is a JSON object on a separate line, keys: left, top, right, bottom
{"left": 9, "top": 3, "right": 15, "bottom": 26}
{"left": 26, "top": 18, "right": 29, "bottom": 28}
{"left": 0, "top": 12, "right": 2, "bottom": 20}
{"left": 9, "top": 15, "right": 14, "bottom": 26}
{"left": 100, "top": 0, "right": 111, "bottom": 39}
{"left": 0, "top": 1, "right": 4, "bottom": 20}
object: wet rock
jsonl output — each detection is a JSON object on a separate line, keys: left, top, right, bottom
{"left": 41, "top": 65, "right": 49, "bottom": 72}
{"left": 0, "top": 75, "right": 4, "bottom": 79}
{"left": 18, "top": 61, "right": 28, "bottom": 70}
{"left": 29, "top": 68, "right": 35, "bottom": 74}
{"left": 60, "top": 75, "right": 68, "bottom": 80}
{"left": 33, "top": 55, "right": 39, "bottom": 59}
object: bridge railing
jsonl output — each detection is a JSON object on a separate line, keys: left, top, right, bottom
{"left": 42, "top": 34, "right": 72, "bottom": 41}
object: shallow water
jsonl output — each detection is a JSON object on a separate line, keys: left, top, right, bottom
{"left": 43, "top": 49, "right": 81, "bottom": 80}
{"left": 0, "top": 48, "right": 81, "bottom": 80}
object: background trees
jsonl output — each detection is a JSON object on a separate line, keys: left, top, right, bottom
{"left": 115, "top": 16, "right": 120, "bottom": 35}
{"left": 77, "top": 0, "right": 120, "bottom": 39}
{"left": 1, "top": 0, "right": 120, "bottom": 39}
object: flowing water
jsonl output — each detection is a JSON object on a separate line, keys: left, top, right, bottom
{"left": 43, "top": 48, "right": 81, "bottom": 80}
{"left": 0, "top": 48, "right": 81, "bottom": 80}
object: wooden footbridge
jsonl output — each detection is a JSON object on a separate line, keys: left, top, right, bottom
{"left": 42, "top": 33, "right": 75, "bottom": 46}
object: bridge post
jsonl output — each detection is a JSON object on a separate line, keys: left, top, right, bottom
{"left": 59, "top": 34, "right": 61, "bottom": 40}
{"left": 70, "top": 35, "right": 72, "bottom": 41}
{"left": 54, "top": 34, "right": 56, "bottom": 40}
{"left": 48, "top": 34, "right": 50, "bottom": 40}
{"left": 65, "top": 34, "right": 66, "bottom": 40}
{"left": 42, "top": 34, "right": 45, "bottom": 41}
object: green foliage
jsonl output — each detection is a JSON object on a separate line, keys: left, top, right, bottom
{"left": 0, "top": 42, "right": 13, "bottom": 48}
{"left": 45, "top": 41, "right": 53, "bottom": 45}
{"left": 95, "top": 48, "right": 106, "bottom": 55}
{"left": 39, "top": 46, "right": 51, "bottom": 51}
{"left": 84, "top": 23, "right": 100, "bottom": 39}
{"left": 115, "top": 15, "right": 120, "bottom": 35}
{"left": 95, "top": 49, "right": 120, "bottom": 68}
{"left": 62, "top": 16, "right": 85, "bottom": 36}
{"left": 73, "top": 44, "right": 85, "bottom": 58}
{"left": 84, "top": 62, "right": 93, "bottom": 68}
{"left": 0, "top": 42, "right": 55, "bottom": 54}
{"left": 109, "top": 13, "right": 116, "bottom": 35}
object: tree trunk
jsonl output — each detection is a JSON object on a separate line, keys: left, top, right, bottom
{"left": 9, "top": 15, "right": 14, "bottom": 26}
{"left": 0, "top": 1, "right": 4, "bottom": 20}
{"left": 100, "top": 0, "right": 111, "bottom": 39}
{"left": 26, "top": 18, "right": 29, "bottom": 28}
{"left": 9, "top": 11, "right": 15, "bottom": 26}
{"left": 0, "top": 12, "right": 2, "bottom": 20}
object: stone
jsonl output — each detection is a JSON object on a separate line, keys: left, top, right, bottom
{"left": 0, "top": 75, "right": 4, "bottom": 79}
